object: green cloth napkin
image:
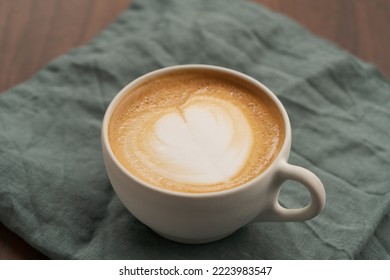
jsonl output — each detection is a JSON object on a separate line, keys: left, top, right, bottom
{"left": 1, "top": 0, "right": 390, "bottom": 260}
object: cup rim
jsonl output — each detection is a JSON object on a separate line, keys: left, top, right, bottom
{"left": 102, "top": 64, "right": 291, "bottom": 198}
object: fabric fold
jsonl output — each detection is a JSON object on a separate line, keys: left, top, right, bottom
{"left": 1, "top": 0, "right": 389, "bottom": 259}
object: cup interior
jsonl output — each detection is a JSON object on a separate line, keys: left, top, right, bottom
{"left": 102, "top": 65, "right": 291, "bottom": 197}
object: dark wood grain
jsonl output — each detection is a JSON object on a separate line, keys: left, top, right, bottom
{"left": 0, "top": 223, "right": 48, "bottom": 259}
{"left": 0, "top": 0, "right": 389, "bottom": 260}
{"left": 0, "top": 0, "right": 132, "bottom": 260}
{"left": 258, "top": 0, "right": 390, "bottom": 77}
{"left": 0, "top": 0, "right": 132, "bottom": 92}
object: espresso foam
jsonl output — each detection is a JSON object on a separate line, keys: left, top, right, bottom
{"left": 109, "top": 70, "right": 285, "bottom": 193}
{"left": 142, "top": 94, "right": 253, "bottom": 185}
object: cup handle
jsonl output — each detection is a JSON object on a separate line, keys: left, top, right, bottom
{"left": 254, "top": 161, "right": 326, "bottom": 222}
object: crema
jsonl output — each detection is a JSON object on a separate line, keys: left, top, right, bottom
{"left": 109, "top": 69, "right": 285, "bottom": 193}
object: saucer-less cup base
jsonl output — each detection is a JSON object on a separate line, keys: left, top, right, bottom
{"left": 102, "top": 65, "right": 326, "bottom": 244}
{"left": 154, "top": 231, "right": 236, "bottom": 244}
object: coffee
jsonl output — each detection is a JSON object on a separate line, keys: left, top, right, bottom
{"left": 109, "top": 69, "right": 285, "bottom": 193}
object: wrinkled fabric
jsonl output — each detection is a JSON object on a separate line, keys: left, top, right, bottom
{"left": 0, "top": 0, "right": 389, "bottom": 259}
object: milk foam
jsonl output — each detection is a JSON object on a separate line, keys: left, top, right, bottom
{"left": 144, "top": 96, "right": 253, "bottom": 184}
{"left": 109, "top": 70, "right": 284, "bottom": 193}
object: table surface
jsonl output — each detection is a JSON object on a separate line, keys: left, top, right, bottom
{"left": 0, "top": 0, "right": 389, "bottom": 260}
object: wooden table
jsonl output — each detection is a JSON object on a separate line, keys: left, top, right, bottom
{"left": 0, "top": 0, "right": 389, "bottom": 260}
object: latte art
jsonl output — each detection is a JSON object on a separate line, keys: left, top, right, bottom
{"left": 109, "top": 70, "right": 285, "bottom": 193}
{"left": 133, "top": 94, "right": 252, "bottom": 185}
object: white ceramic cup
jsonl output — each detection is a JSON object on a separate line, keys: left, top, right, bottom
{"left": 102, "top": 65, "right": 326, "bottom": 244}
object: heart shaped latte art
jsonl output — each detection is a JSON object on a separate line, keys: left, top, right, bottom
{"left": 132, "top": 96, "right": 253, "bottom": 185}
